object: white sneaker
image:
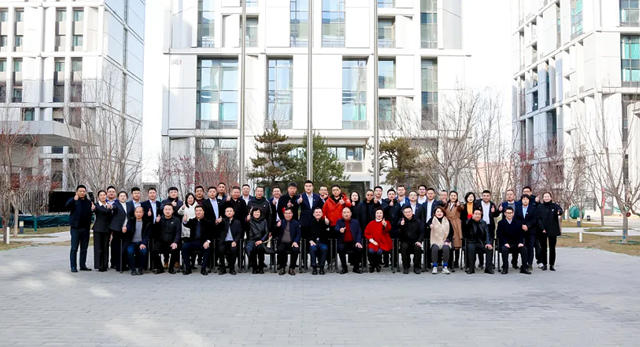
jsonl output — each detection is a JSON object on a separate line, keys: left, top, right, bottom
{"left": 442, "top": 267, "right": 450, "bottom": 275}
{"left": 432, "top": 267, "right": 438, "bottom": 274}
{"left": 537, "top": 263, "right": 544, "bottom": 269}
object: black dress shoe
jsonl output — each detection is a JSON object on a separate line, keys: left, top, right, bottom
{"left": 403, "top": 268, "right": 409, "bottom": 274}
{"left": 258, "top": 268, "right": 265, "bottom": 274}
{"left": 201, "top": 268, "right": 208, "bottom": 276}
{"left": 288, "top": 268, "right": 296, "bottom": 276}
{"left": 130, "top": 270, "right": 137, "bottom": 276}
{"left": 549, "top": 265, "right": 556, "bottom": 271}
{"left": 340, "top": 267, "right": 348, "bottom": 274}
{"left": 414, "top": 268, "right": 422, "bottom": 275}
{"left": 229, "top": 269, "right": 237, "bottom": 275}
{"left": 278, "top": 268, "right": 286, "bottom": 275}
{"left": 312, "top": 268, "right": 318, "bottom": 275}
{"left": 71, "top": 268, "right": 78, "bottom": 273}
{"left": 465, "top": 268, "right": 474, "bottom": 274}
{"left": 79, "top": 267, "right": 92, "bottom": 271}
{"left": 136, "top": 269, "right": 143, "bottom": 276}
{"left": 368, "top": 266, "right": 375, "bottom": 273}
{"left": 376, "top": 266, "right": 381, "bottom": 272}
{"left": 485, "top": 268, "right": 495, "bottom": 274}
{"left": 168, "top": 267, "right": 176, "bottom": 274}
{"left": 542, "top": 265, "right": 548, "bottom": 271}
{"left": 319, "top": 268, "right": 325, "bottom": 275}
{"left": 520, "top": 268, "right": 532, "bottom": 274}
{"left": 99, "top": 268, "right": 107, "bottom": 272}
{"left": 218, "top": 268, "right": 227, "bottom": 275}
{"left": 501, "top": 268, "right": 508, "bottom": 274}
{"left": 183, "top": 268, "right": 192, "bottom": 275}
{"left": 353, "top": 267, "right": 362, "bottom": 274}
{"left": 512, "top": 262, "right": 519, "bottom": 270}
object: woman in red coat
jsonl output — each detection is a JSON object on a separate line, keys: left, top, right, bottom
{"left": 322, "top": 185, "right": 352, "bottom": 227}
{"left": 364, "top": 208, "right": 392, "bottom": 272}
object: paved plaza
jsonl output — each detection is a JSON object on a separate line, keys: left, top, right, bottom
{"left": 0, "top": 245, "right": 638, "bottom": 346}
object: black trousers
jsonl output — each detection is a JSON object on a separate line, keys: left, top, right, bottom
{"left": 151, "top": 240, "right": 179, "bottom": 270}
{"left": 525, "top": 232, "right": 537, "bottom": 267}
{"left": 69, "top": 228, "right": 90, "bottom": 270}
{"left": 217, "top": 240, "right": 238, "bottom": 270}
{"left": 538, "top": 233, "right": 557, "bottom": 266}
{"left": 110, "top": 231, "right": 125, "bottom": 270}
{"left": 182, "top": 241, "right": 210, "bottom": 271}
{"left": 501, "top": 245, "right": 527, "bottom": 270}
{"left": 338, "top": 241, "right": 361, "bottom": 270}
{"left": 400, "top": 241, "right": 422, "bottom": 270}
{"left": 93, "top": 231, "right": 110, "bottom": 270}
{"left": 466, "top": 242, "right": 494, "bottom": 270}
{"left": 277, "top": 242, "right": 299, "bottom": 269}
{"left": 245, "top": 240, "right": 266, "bottom": 268}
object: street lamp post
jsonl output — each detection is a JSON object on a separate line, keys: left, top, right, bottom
{"left": 307, "top": 0, "right": 314, "bottom": 180}
{"left": 239, "top": 0, "right": 247, "bottom": 184}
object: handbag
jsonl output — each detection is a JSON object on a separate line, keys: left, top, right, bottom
{"left": 262, "top": 236, "right": 276, "bottom": 254}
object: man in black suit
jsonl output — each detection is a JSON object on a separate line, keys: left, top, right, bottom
{"left": 277, "top": 182, "right": 300, "bottom": 221}
{"left": 421, "top": 187, "right": 442, "bottom": 224}
{"left": 497, "top": 207, "right": 530, "bottom": 274}
{"left": 216, "top": 206, "right": 244, "bottom": 275}
{"left": 269, "top": 186, "right": 282, "bottom": 231}
{"left": 297, "top": 180, "right": 323, "bottom": 238}
{"left": 201, "top": 186, "right": 221, "bottom": 223}
{"left": 407, "top": 191, "right": 425, "bottom": 225}
{"left": 151, "top": 204, "right": 181, "bottom": 274}
{"left": 127, "top": 187, "right": 143, "bottom": 220}
{"left": 182, "top": 206, "right": 215, "bottom": 275}
{"left": 93, "top": 190, "right": 114, "bottom": 271}
{"left": 473, "top": 190, "right": 499, "bottom": 269}
{"left": 247, "top": 186, "right": 271, "bottom": 222}
{"left": 514, "top": 194, "right": 542, "bottom": 271}
{"left": 161, "top": 186, "right": 183, "bottom": 215}
{"left": 141, "top": 187, "right": 162, "bottom": 269}
{"left": 109, "top": 191, "right": 130, "bottom": 271}
{"left": 221, "top": 186, "right": 248, "bottom": 224}
{"left": 66, "top": 185, "right": 94, "bottom": 272}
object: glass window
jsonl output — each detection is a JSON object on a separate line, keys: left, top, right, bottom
{"left": 290, "top": 0, "right": 308, "bottom": 47}
{"left": 197, "top": 59, "right": 238, "bottom": 129}
{"left": 73, "top": 9, "right": 83, "bottom": 22}
{"left": 57, "top": 9, "right": 66, "bottom": 22}
{"left": 421, "top": 0, "right": 437, "bottom": 48}
{"left": 328, "top": 146, "right": 364, "bottom": 161}
{"left": 0, "top": 36, "right": 6, "bottom": 49}
{"left": 246, "top": 0, "right": 258, "bottom": 6}
{"left": 14, "top": 36, "right": 22, "bottom": 50}
{"left": 342, "top": 59, "right": 367, "bottom": 129}
{"left": 13, "top": 59, "right": 21, "bottom": 72}
{"left": 15, "top": 9, "right": 23, "bottom": 22}
{"left": 196, "top": 138, "right": 238, "bottom": 177}
{"left": 241, "top": 17, "right": 258, "bottom": 47}
{"left": 0, "top": 10, "right": 7, "bottom": 22}
{"left": 378, "top": 59, "right": 395, "bottom": 89}
{"left": 621, "top": 0, "right": 640, "bottom": 26}
{"left": 322, "top": 0, "right": 345, "bottom": 47}
{"left": 571, "top": 0, "right": 583, "bottom": 38}
{"left": 198, "top": 0, "right": 215, "bottom": 47}
{"left": 378, "top": 0, "right": 394, "bottom": 8}
{"left": 378, "top": 18, "right": 394, "bottom": 48}
{"left": 622, "top": 35, "right": 640, "bottom": 85}
{"left": 378, "top": 97, "right": 395, "bottom": 129}
{"left": 267, "top": 59, "right": 293, "bottom": 128}
{"left": 22, "top": 108, "right": 34, "bottom": 121}
{"left": 0, "top": 59, "right": 5, "bottom": 71}
{"left": 421, "top": 59, "right": 438, "bottom": 129}
{"left": 72, "top": 35, "right": 83, "bottom": 50}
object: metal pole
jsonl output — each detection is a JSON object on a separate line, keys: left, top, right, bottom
{"left": 373, "top": 3, "right": 379, "bottom": 186}
{"left": 306, "top": 0, "right": 314, "bottom": 180}
{"left": 239, "top": 0, "right": 247, "bottom": 184}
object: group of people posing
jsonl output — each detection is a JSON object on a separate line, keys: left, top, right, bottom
{"left": 66, "top": 181, "right": 563, "bottom": 277}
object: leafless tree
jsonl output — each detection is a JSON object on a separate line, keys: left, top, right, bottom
{"left": 157, "top": 151, "right": 238, "bottom": 197}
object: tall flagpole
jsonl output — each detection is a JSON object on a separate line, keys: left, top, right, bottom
{"left": 239, "top": 0, "right": 247, "bottom": 184}
{"left": 373, "top": 3, "right": 380, "bottom": 186}
{"left": 306, "top": 0, "right": 314, "bottom": 180}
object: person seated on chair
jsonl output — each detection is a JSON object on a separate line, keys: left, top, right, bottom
{"left": 398, "top": 205, "right": 425, "bottom": 274}
{"left": 463, "top": 209, "right": 495, "bottom": 274}
{"left": 126, "top": 206, "right": 150, "bottom": 276}
{"left": 151, "top": 204, "right": 181, "bottom": 274}
{"left": 275, "top": 207, "right": 301, "bottom": 276}
{"left": 335, "top": 207, "right": 364, "bottom": 274}
{"left": 182, "top": 206, "right": 214, "bottom": 275}
{"left": 308, "top": 207, "right": 330, "bottom": 275}
{"left": 216, "top": 206, "right": 244, "bottom": 275}
{"left": 497, "top": 207, "right": 531, "bottom": 274}
{"left": 364, "top": 208, "right": 392, "bottom": 273}
{"left": 246, "top": 208, "right": 269, "bottom": 274}
{"left": 427, "top": 206, "right": 454, "bottom": 275}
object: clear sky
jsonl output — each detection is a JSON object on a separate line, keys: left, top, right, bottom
{"left": 141, "top": 0, "right": 514, "bottom": 181}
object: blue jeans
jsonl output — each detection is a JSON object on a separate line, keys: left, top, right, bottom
{"left": 309, "top": 242, "right": 328, "bottom": 268}
{"left": 127, "top": 242, "right": 148, "bottom": 270}
{"left": 70, "top": 228, "right": 90, "bottom": 270}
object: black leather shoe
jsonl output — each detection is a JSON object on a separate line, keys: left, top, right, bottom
{"left": 376, "top": 266, "right": 381, "bottom": 272}
{"left": 512, "top": 262, "right": 519, "bottom": 270}
{"left": 98, "top": 268, "right": 107, "bottom": 272}
{"left": 168, "top": 267, "right": 176, "bottom": 274}
{"left": 71, "top": 268, "right": 78, "bottom": 273}
{"left": 414, "top": 268, "right": 422, "bottom": 275}
{"left": 403, "top": 268, "right": 409, "bottom": 274}
{"left": 368, "top": 266, "right": 375, "bottom": 273}
{"left": 229, "top": 269, "right": 237, "bottom": 275}
{"left": 542, "top": 265, "right": 548, "bottom": 271}
{"left": 319, "top": 268, "right": 325, "bottom": 275}
{"left": 79, "top": 267, "right": 92, "bottom": 271}
{"left": 465, "top": 268, "right": 474, "bottom": 274}
{"left": 340, "top": 267, "right": 348, "bottom": 274}
{"left": 288, "top": 268, "right": 296, "bottom": 276}
{"left": 130, "top": 270, "right": 137, "bottom": 276}
{"left": 353, "top": 267, "right": 362, "bottom": 274}
{"left": 183, "top": 268, "right": 192, "bottom": 275}
{"left": 136, "top": 269, "right": 143, "bottom": 276}
{"left": 485, "top": 268, "right": 495, "bottom": 274}
{"left": 201, "top": 268, "right": 208, "bottom": 276}
{"left": 501, "top": 268, "right": 508, "bottom": 274}
{"left": 312, "top": 268, "right": 318, "bottom": 275}
{"left": 258, "top": 268, "right": 264, "bottom": 274}
{"left": 550, "top": 266, "right": 556, "bottom": 271}
{"left": 278, "top": 268, "right": 286, "bottom": 275}
{"left": 520, "top": 268, "right": 532, "bottom": 274}
{"left": 218, "top": 268, "right": 227, "bottom": 275}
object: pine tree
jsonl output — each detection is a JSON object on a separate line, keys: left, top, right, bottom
{"left": 291, "top": 133, "right": 348, "bottom": 188}
{"left": 248, "top": 121, "right": 297, "bottom": 187}
{"left": 378, "top": 137, "right": 434, "bottom": 189}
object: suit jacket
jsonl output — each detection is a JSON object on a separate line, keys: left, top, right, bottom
{"left": 334, "top": 218, "right": 363, "bottom": 244}
{"left": 125, "top": 218, "right": 151, "bottom": 245}
{"left": 92, "top": 203, "right": 114, "bottom": 233}
{"left": 221, "top": 198, "right": 248, "bottom": 225}
{"left": 274, "top": 218, "right": 302, "bottom": 244}
{"left": 126, "top": 200, "right": 142, "bottom": 220}
{"left": 183, "top": 217, "right": 215, "bottom": 243}
{"left": 514, "top": 204, "right": 542, "bottom": 235}
{"left": 496, "top": 218, "right": 525, "bottom": 247}
{"left": 298, "top": 192, "right": 323, "bottom": 227}
{"left": 109, "top": 201, "right": 128, "bottom": 232}
{"left": 161, "top": 198, "right": 183, "bottom": 215}
{"left": 201, "top": 197, "right": 220, "bottom": 222}
{"left": 141, "top": 200, "right": 162, "bottom": 225}
{"left": 420, "top": 199, "right": 443, "bottom": 224}
{"left": 65, "top": 197, "right": 93, "bottom": 229}
{"left": 473, "top": 200, "right": 500, "bottom": 236}
{"left": 216, "top": 217, "right": 244, "bottom": 242}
